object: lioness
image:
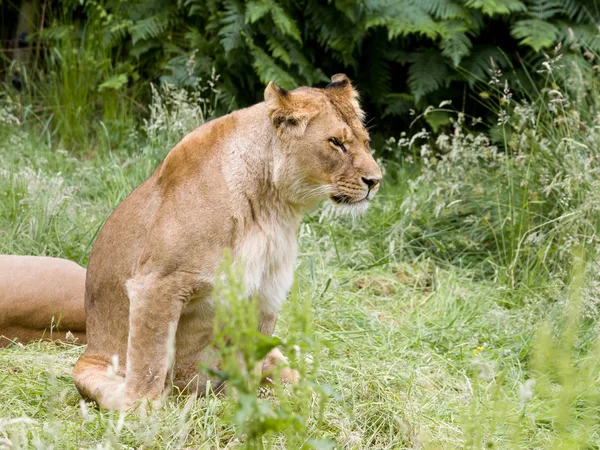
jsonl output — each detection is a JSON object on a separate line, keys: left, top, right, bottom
{"left": 3, "top": 75, "right": 381, "bottom": 410}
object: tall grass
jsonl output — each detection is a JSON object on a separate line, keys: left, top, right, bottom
{"left": 379, "top": 48, "right": 600, "bottom": 293}
{"left": 10, "top": 3, "right": 137, "bottom": 151}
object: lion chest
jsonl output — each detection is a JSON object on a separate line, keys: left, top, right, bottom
{"left": 234, "top": 223, "right": 297, "bottom": 315}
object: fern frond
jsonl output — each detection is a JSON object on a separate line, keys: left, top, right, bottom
{"left": 219, "top": 0, "right": 246, "bottom": 53}
{"left": 269, "top": 1, "right": 302, "bottom": 43}
{"left": 305, "top": 1, "right": 362, "bottom": 65}
{"left": 511, "top": 19, "right": 559, "bottom": 51}
{"left": 465, "top": 0, "right": 526, "bottom": 16}
{"left": 461, "top": 45, "right": 507, "bottom": 86}
{"left": 382, "top": 93, "right": 414, "bottom": 117}
{"left": 439, "top": 20, "right": 472, "bottom": 66}
{"left": 442, "top": 32, "right": 472, "bottom": 66}
{"left": 245, "top": 0, "right": 271, "bottom": 23}
{"left": 286, "top": 45, "right": 328, "bottom": 85}
{"left": 420, "top": 0, "right": 466, "bottom": 20}
{"left": 366, "top": 0, "right": 440, "bottom": 39}
{"left": 359, "top": 33, "right": 394, "bottom": 104}
{"left": 248, "top": 42, "right": 297, "bottom": 88}
{"left": 130, "top": 16, "right": 168, "bottom": 45}
{"left": 246, "top": 0, "right": 301, "bottom": 42}
{"left": 565, "top": 0, "right": 600, "bottom": 22}
{"left": 408, "top": 50, "right": 449, "bottom": 101}
{"left": 266, "top": 36, "right": 292, "bottom": 66}
{"left": 554, "top": 22, "right": 600, "bottom": 56}
{"left": 527, "top": 0, "right": 564, "bottom": 20}
{"left": 332, "top": 0, "right": 366, "bottom": 23}
{"left": 130, "top": 39, "right": 160, "bottom": 59}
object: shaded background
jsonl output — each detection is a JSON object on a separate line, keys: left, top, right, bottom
{"left": 2, "top": 0, "right": 600, "bottom": 149}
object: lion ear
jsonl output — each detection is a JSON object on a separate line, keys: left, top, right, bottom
{"left": 326, "top": 73, "right": 365, "bottom": 123}
{"left": 264, "top": 81, "right": 288, "bottom": 108}
{"left": 264, "top": 81, "right": 313, "bottom": 136}
{"left": 327, "top": 73, "right": 350, "bottom": 87}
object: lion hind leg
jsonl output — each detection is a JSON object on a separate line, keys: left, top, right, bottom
{"left": 73, "top": 355, "right": 128, "bottom": 410}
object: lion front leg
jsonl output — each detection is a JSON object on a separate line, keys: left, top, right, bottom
{"left": 255, "top": 259, "right": 299, "bottom": 384}
{"left": 121, "top": 272, "right": 191, "bottom": 410}
{"left": 257, "top": 311, "right": 300, "bottom": 384}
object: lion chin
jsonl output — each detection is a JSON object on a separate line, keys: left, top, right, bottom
{"left": 334, "top": 201, "right": 370, "bottom": 218}
{"left": 330, "top": 197, "right": 371, "bottom": 218}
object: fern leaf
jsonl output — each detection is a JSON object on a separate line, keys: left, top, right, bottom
{"left": 248, "top": 42, "right": 297, "bottom": 89}
{"left": 560, "top": 0, "right": 582, "bottom": 20}
{"left": 527, "top": 0, "right": 565, "bottom": 20}
{"left": 269, "top": 2, "right": 302, "bottom": 43}
{"left": 130, "top": 39, "right": 159, "bottom": 59}
{"left": 408, "top": 50, "right": 449, "bottom": 101}
{"left": 366, "top": 0, "right": 440, "bottom": 39}
{"left": 439, "top": 20, "right": 472, "bottom": 66}
{"left": 562, "top": 0, "right": 597, "bottom": 22}
{"left": 245, "top": 0, "right": 271, "bottom": 23}
{"left": 305, "top": 1, "right": 362, "bottom": 64}
{"left": 359, "top": 34, "right": 394, "bottom": 104}
{"left": 285, "top": 45, "right": 328, "bottom": 85}
{"left": 461, "top": 45, "right": 506, "bottom": 86}
{"left": 441, "top": 32, "right": 472, "bottom": 66}
{"left": 332, "top": 0, "right": 366, "bottom": 23}
{"left": 219, "top": 0, "right": 246, "bottom": 53}
{"left": 130, "top": 16, "right": 168, "bottom": 44}
{"left": 420, "top": 0, "right": 466, "bottom": 19}
{"left": 266, "top": 36, "right": 291, "bottom": 66}
{"left": 246, "top": 0, "right": 301, "bottom": 42}
{"left": 511, "top": 19, "right": 559, "bottom": 51}
{"left": 560, "top": 23, "right": 600, "bottom": 53}
{"left": 382, "top": 93, "right": 414, "bottom": 117}
{"left": 464, "top": 0, "right": 526, "bottom": 16}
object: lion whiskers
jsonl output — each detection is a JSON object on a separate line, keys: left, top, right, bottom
{"left": 297, "top": 184, "right": 335, "bottom": 202}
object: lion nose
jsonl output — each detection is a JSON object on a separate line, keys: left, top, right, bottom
{"left": 362, "top": 177, "right": 381, "bottom": 189}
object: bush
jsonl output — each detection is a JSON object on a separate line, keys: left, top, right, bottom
{"left": 4, "top": 0, "right": 600, "bottom": 145}
{"left": 357, "top": 48, "right": 600, "bottom": 294}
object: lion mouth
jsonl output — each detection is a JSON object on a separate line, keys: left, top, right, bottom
{"left": 330, "top": 194, "right": 369, "bottom": 205}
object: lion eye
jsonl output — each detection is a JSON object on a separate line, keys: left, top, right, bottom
{"left": 329, "top": 138, "right": 347, "bottom": 153}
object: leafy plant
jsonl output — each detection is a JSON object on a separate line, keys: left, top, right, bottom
{"left": 4, "top": 0, "right": 600, "bottom": 148}
{"left": 208, "top": 252, "right": 334, "bottom": 449}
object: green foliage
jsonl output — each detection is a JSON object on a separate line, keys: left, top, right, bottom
{"left": 408, "top": 50, "right": 449, "bottom": 101}
{"left": 511, "top": 19, "right": 559, "bottom": 51}
{"left": 210, "top": 255, "right": 333, "bottom": 449}
{"left": 3, "top": 0, "right": 600, "bottom": 149}
{"left": 382, "top": 50, "right": 600, "bottom": 290}
{"left": 465, "top": 0, "right": 526, "bottom": 16}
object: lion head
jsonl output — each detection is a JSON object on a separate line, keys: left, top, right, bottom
{"left": 264, "top": 74, "right": 382, "bottom": 214}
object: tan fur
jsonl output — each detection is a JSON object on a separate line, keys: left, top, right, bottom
{"left": 67, "top": 75, "right": 381, "bottom": 410}
{"left": 0, "top": 255, "right": 86, "bottom": 346}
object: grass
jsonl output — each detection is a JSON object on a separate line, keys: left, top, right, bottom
{"left": 2, "top": 55, "right": 600, "bottom": 448}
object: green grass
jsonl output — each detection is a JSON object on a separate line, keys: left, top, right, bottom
{"left": 2, "top": 67, "right": 600, "bottom": 448}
